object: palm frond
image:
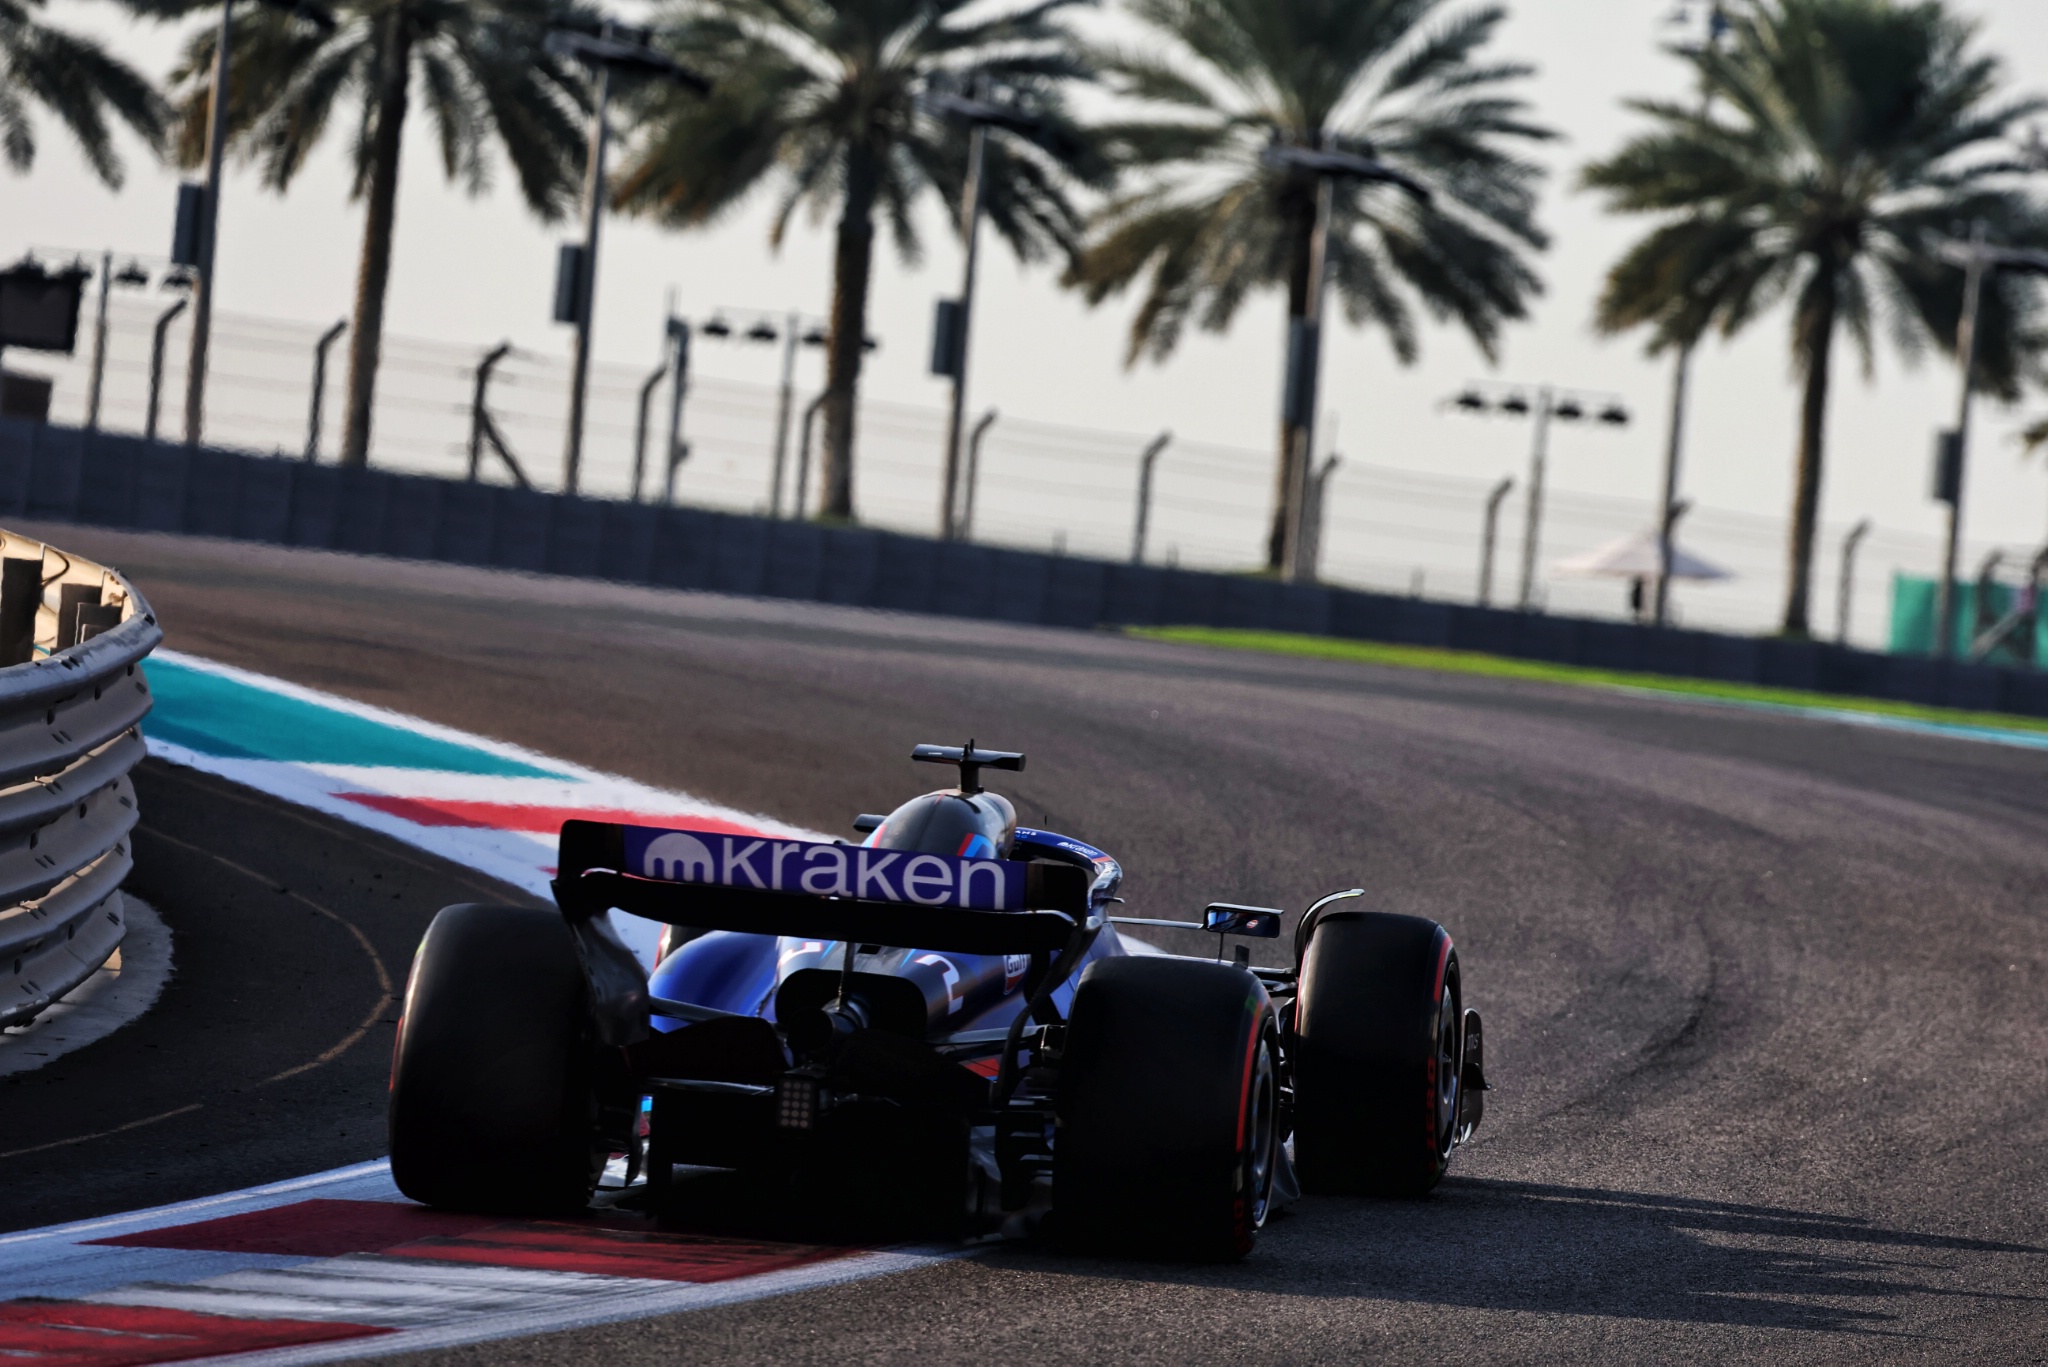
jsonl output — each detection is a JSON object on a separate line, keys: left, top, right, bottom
{"left": 2, "top": 10, "right": 169, "bottom": 185}
{"left": 1073, "top": 0, "right": 1549, "bottom": 370}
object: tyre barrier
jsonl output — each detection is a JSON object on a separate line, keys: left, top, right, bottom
{"left": 0, "top": 527, "right": 159, "bottom": 1028}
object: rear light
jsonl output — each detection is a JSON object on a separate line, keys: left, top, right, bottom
{"left": 776, "top": 1076, "right": 817, "bottom": 1130}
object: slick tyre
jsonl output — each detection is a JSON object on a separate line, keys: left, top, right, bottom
{"left": 1291, "top": 911, "right": 1462, "bottom": 1197}
{"left": 1055, "top": 957, "right": 1278, "bottom": 1261}
{"left": 389, "top": 903, "right": 605, "bottom": 1215}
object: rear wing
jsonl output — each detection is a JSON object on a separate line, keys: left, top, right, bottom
{"left": 554, "top": 820, "right": 1093, "bottom": 956}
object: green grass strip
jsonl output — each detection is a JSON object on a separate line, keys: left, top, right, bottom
{"left": 1129, "top": 626, "right": 2048, "bottom": 737}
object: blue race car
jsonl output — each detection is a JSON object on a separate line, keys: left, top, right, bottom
{"left": 388, "top": 742, "right": 1488, "bottom": 1259}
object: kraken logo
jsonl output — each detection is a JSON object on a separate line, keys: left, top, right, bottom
{"left": 643, "top": 831, "right": 715, "bottom": 882}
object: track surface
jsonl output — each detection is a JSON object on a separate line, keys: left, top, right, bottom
{"left": 12, "top": 524, "right": 2048, "bottom": 1363}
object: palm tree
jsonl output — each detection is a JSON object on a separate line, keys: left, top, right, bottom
{"left": 149, "top": 0, "right": 588, "bottom": 466}
{"left": 1, "top": 0, "right": 168, "bottom": 187}
{"left": 1583, "top": 0, "right": 2048, "bottom": 636}
{"left": 1066, "top": 0, "right": 1552, "bottom": 572}
{"left": 612, "top": 0, "right": 1109, "bottom": 520}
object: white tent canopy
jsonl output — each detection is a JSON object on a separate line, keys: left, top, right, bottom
{"left": 1554, "top": 527, "right": 1732, "bottom": 582}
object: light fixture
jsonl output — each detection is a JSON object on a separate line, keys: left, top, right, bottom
{"left": 1554, "top": 398, "right": 1585, "bottom": 421}
{"left": 702, "top": 315, "right": 732, "bottom": 339}
{"left": 801, "top": 326, "right": 827, "bottom": 347}
{"left": 1598, "top": 404, "right": 1630, "bottom": 426}
{"left": 115, "top": 261, "right": 150, "bottom": 287}
{"left": 745, "top": 320, "right": 778, "bottom": 343}
{"left": 1499, "top": 393, "right": 1530, "bottom": 416}
{"left": 1453, "top": 390, "right": 1487, "bottom": 412}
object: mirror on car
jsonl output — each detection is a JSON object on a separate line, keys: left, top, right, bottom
{"left": 1202, "top": 903, "right": 1284, "bottom": 938}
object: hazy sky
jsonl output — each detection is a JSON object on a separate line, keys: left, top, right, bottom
{"left": 10, "top": 0, "right": 2048, "bottom": 637}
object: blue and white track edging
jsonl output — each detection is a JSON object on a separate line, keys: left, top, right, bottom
{"left": 142, "top": 649, "right": 828, "bottom": 966}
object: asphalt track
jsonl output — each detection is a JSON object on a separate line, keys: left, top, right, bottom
{"left": 10, "top": 523, "right": 2048, "bottom": 1364}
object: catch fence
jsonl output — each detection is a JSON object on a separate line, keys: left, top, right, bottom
{"left": 6, "top": 296, "right": 2012, "bottom": 649}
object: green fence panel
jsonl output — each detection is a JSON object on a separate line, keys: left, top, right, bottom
{"left": 1889, "top": 572, "right": 2040, "bottom": 661}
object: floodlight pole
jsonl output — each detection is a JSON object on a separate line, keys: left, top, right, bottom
{"left": 1258, "top": 141, "right": 1429, "bottom": 583}
{"left": 1517, "top": 387, "right": 1556, "bottom": 611}
{"left": 562, "top": 53, "right": 613, "bottom": 496}
{"left": 182, "top": 0, "right": 234, "bottom": 448}
{"left": 927, "top": 80, "right": 1048, "bottom": 541}
{"left": 1478, "top": 476, "right": 1513, "bottom": 607}
{"left": 1654, "top": 3, "right": 1725, "bottom": 627}
{"left": 1935, "top": 222, "right": 1992, "bottom": 658}
{"left": 85, "top": 252, "right": 111, "bottom": 432}
{"left": 941, "top": 121, "right": 989, "bottom": 541}
{"left": 304, "top": 318, "right": 345, "bottom": 461}
{"left": 1927, "top": 231, "right": 2048, "bottom": 653}
{"left": 1131, "top": 431, "right": 1173, "bottom": 564}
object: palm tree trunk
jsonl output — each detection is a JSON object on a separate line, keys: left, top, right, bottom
{"left": 1266, "top": 193, "right": 1318, "bottom": 571}
{"left": 1781, "top": 275, "right": 1837, "bottom": 635}
{"left": 821, "top": 144, "right": 878, "bottom": 520}
{"left": 338, "top": 13, "right": 414, "bottom": 469}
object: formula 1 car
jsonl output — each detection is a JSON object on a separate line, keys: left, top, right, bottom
{"left": 388, "top": 742, "right": 1488, "bottom": 1259}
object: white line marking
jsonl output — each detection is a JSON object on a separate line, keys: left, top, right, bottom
{"left": 1607, "top": 682, "right": 2048, "bottom": 754}
{"left": 89, "top": 1256, "right": 683, "bottom": 1328}
{"left": 163, "top": 1247, "right": 973, "bottom": 1367}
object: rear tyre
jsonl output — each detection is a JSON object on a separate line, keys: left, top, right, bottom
{"left": 389, "top": 903, "right": 606, "bottom": 1215}
{"left": 1290, "top": 911, "right": 1461, "bottom": 1197}
{"left": 1054, "top": 957, "right": 1277, "bottom": 1261}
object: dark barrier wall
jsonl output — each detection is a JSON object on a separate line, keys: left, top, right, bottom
{"left": 9, "top": 418, "right": 2047, "bottom": 719}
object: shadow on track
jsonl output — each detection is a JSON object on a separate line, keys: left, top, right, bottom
{"left": 965, "top": 1175, "right": 2045, "bottom": 1337}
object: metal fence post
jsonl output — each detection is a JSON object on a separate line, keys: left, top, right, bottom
{"left": 1130, "top": 431, "right": 1172, "bottom": 564}
{"left": 146, "top": 298, "right": 189, "bottom": 444}
{"left": 1837, "top": 518, "right": 1872, "bottom": 645}
{"left": 466, "top": 343, "right": 530, "bottom": 489}
{"left": 961, "top": 409, "right": 996, "bottom": 540}
{"left": 1303, "top": 453, "right": 1340, "bottom": 581}
{"left": 793, "top": 391, "right": 828, "bottom": 520}
{"left": 1478, "top": 476, "right": 1513, "bottom": 607}
{"left": 631, "top": 359, "right": 665, "bottom": 503}
{"left": 768, "top": 313, "right": 797, "bottom": 516}
{"left": 663, "top": 318, "right": 690, "bottom": 506}
{"left": 304, "top": 319, "right": 346, "bottom": 462}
